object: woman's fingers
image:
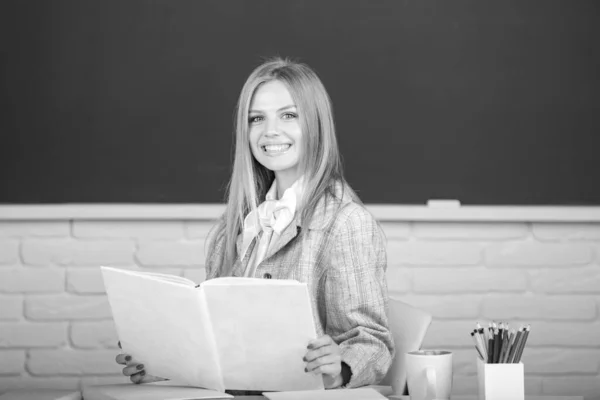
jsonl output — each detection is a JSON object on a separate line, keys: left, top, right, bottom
{"left": 129, "top": 370, "right": 146, "bottom": 384}
{"left": 304, "top": 344, "right": 335, "bottom": 363}
{"left": 307, "top": 335, "right": 333, "bottom": 351}
{"left": 304, "top": 334, "right": 343, "bottom": 388}
{"left": 122, "top": 363, "right": 145, "bottom": 377}
{"left": 115, "top": 353, "right": 132, "bottom": 365}
{"left": 305, "top": 354, "right": 341, "bottom": 375}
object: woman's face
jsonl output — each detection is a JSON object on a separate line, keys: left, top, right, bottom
{"left": 248, "top": 80, "right": 303, "bottom": 185}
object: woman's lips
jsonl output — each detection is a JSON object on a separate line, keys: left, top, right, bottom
{"left": 261, "top": 144, "right": 291, "bottom": 154}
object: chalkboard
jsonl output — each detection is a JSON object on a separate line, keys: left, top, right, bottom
{"left": 2, "top": 0, "right": 599, "bottom": 205}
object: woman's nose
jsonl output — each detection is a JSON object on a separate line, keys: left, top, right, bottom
{"left": 265, "top": 118, "right": 279, "bottom": 135}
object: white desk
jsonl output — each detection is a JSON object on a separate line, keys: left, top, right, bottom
{"left": 391, "top": 397, "right": 583, "bottom": 400}
{"left": 0, "top": 389, "right": 585, "bottom": 400}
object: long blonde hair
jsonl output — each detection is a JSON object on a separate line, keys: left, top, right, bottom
{"left": 209, "top": 57, "right": 360, "bottom": 276}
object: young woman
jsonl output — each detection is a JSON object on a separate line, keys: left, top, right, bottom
{"left": 117, "top": 57, "right": 394, "bottom": 390}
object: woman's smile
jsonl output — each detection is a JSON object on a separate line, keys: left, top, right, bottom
{"left": 261, "top": 143, "right": 292, "bottom": 154}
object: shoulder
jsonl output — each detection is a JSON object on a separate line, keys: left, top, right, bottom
{"left": 307, "top": 181, "right": 378, "bottom": 233}
{"left": 329, "top": 201, "right": 382, "bottom": 243}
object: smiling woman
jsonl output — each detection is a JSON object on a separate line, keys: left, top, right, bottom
{"left": 115, "top": 57, "right": 395, "bottom": 392}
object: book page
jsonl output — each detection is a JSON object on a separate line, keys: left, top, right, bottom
{"left": 101, "top": 267, "right": 224, "bottom": 392}
{"left": 263, "top": 388, "right": 388, "bottom": 400}
{"left": 201, "top": 278, "right": 324, "bottom": 391}
{"left": 82, "top": 381, "right": 233, "bottom": 400}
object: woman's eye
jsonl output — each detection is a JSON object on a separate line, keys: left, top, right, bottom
{"left": 282, "top": 112, "right": 297, "bottom": 120}
{"left": 248, "top": 116, "right": 263, "bottom": 124}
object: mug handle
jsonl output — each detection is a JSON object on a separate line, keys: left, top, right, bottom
{"left": 425, "top": 367, "right": 437, "bottom": 400}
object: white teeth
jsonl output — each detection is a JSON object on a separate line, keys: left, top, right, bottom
{"left": 263, "top": 144, "right": 291, "bottom": 152}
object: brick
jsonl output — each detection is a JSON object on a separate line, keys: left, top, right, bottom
{"left": 182, "top": 267, "right": 207, "bottom": 284}
{"left": 136, "top": 240, "right": 205, "bottom": 267}
{"left": 21, "top": 239, "right": 135, "bottom": 266}
{"left": 185, "top": 221, "right": 217, "bottom": 239}
{"left": 28, "top": 349, "right": 118, "bottom": 375}
{"left": 0, "top": 376, "right": 80, "bottom": 392}
{"left": 0, "top": 322, "right": 67, "bottom": 347}
{"left": 542, "top": 377, "right": 600, "bottom": 399}
{"left": 482, "top": 295, "right": 596, "bottom": 320}
{"left": 386, "top": 267, "right": 411, "bottom": 293}
{"left": 379, "top": 222, "right": 410, "bottom": 239}
{"left": 422, "top": 320, "right": 474, "bottom": 349}
{"left": 450, "top": 348, "right": 480, "bottom": 375}
{"left": 0, "top": 240, "right": 19, "bottom": 265}
{"left": 533, "top": 222, "right": 600, "bottom": 241}
{"left": 0, "top": 295, "right": 22, "bottom": 320}
{"left": 25, "top": 294, "right": 112, "bottom": 320}
{"left": 67, "top": 268, "right": 108, "bottom": 294}
{"left": 394, "top": 294, "right": 480, "bottom": 319}
{"left": 73, "top": 220, "right": 185, "bottom": 239}
{"left": 530, "top": 266, "right": 600, "bottom": 293}
{"left": 525, "top": 321, "right": 600, "bottom": 347}
{"left": 523, "top": 348, "right": 600, "bottom": 374}
{"left": 0, "top": 221, "right": 70, "bottom": 237}
{"left": 485, "top": 242, "right": 592, "bottom": 267}
{"left": 0, "top": 350, "right": 26, "bottom": 374}
{"left": 67, "top": 266, "right": 183, "bottom": 294}
{"left": 387, "top": 241, "right": 482, "bottom": 266}
{"left": 413, "top": 268, "right": 527, "bottom": 293}
{"left": 70, "top": 321, "right": 119, "bottom": 349}
{"left": 0, "top": 268, "right": 64, "bottom": 293}
{"left": 414, "top": 222, "right": 528, "bottom": 240}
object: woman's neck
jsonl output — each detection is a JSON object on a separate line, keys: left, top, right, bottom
{"left": 274, "top": 172, "right": 300, "bottom": 200}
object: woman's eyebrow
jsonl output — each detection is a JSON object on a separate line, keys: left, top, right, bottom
{"left": 249, "top": 104, "right": 297, "bottom": 113}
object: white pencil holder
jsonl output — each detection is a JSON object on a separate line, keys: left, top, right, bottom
{"left": 476, "top": 357, "right": 524, "bottom": 400}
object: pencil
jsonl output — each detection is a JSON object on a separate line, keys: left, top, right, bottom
{"left": 498, "top": 325, "right": 510, "bottom": 363}
{"left": 508, "top": 327, "right": 524, "bottom": 363}
{"left": 514, "top": 325, "right": 531, "bottom": 363}
{"left": 471, "top": 331, "right": 484, "bottom": 360}
{"left": 477, "top": 327, "right": 488, "bottom": 361}
{"left": 492, "top": 327, "right": 501, "bottom": 363}
{"left": 500, "top": 328, "right": 513, "bottom": 363}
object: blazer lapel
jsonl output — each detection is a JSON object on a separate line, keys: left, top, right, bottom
{"left": 262, "top": 214, "right": 301, "bottom": 262}
{"left": 235, "top": 232, "right": 256, "bottom": 275}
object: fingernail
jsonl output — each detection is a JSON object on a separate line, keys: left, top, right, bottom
{"left": 140, "top": 370, "right": 146, "bottom": 376}
{"left": 302, "top": 356, "right": 307, "bottom": 362}
{"left": 304, "top": 367, "right": 308, "bottom": 372}
{"left": 136, "top": 364, "right": 144, "bottom": 370}
{"left": 306, "top": 344, "right": 312, "bottom": 350}
{"left": 125, "top": 355, "right": 131, "bottom": 362}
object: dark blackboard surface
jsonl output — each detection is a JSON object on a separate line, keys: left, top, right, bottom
{"left": 1, "top": 0, "right": 599, "bottom": 205}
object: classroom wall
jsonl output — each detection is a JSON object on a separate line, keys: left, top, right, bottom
{"left": 0, "top": 217, "right": 599, "bottom": 398}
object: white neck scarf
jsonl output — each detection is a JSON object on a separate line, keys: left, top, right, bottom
{"left": 240, "top": 178, "right": 303, "bottom": 262}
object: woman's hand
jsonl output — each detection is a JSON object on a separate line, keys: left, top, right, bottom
{"left": 303, "top": 335, "right": 344, "bottom": 389}
{"left": 115, "top": 341, "right": 167, "bottom": 384}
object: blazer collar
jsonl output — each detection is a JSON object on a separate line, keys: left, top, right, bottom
{"left": 234, "top": 181, "right": 354, "bottom": 267}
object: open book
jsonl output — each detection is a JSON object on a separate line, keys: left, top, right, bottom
{"left": 101, "top": 267, "right": 324, "bottom": 393}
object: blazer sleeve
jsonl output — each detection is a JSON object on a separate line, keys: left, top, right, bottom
{"left": 323, "top": 204, "right": 395, "bottom": 388}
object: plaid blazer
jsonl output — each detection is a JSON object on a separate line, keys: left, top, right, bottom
{"left": 205, "top": 184, "right": 394, "bottom": 388}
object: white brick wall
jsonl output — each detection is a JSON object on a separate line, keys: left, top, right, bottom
{"left": 0, "top": 218, "right": 599, "bottom": 399}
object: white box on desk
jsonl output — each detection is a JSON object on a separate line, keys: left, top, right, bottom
{"left": 477, "top": 357, "right": 524, "bottom": 400}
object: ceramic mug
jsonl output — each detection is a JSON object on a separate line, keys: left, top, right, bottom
{"left": 406, "top": 350, "right": 453, "bottom": 400}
